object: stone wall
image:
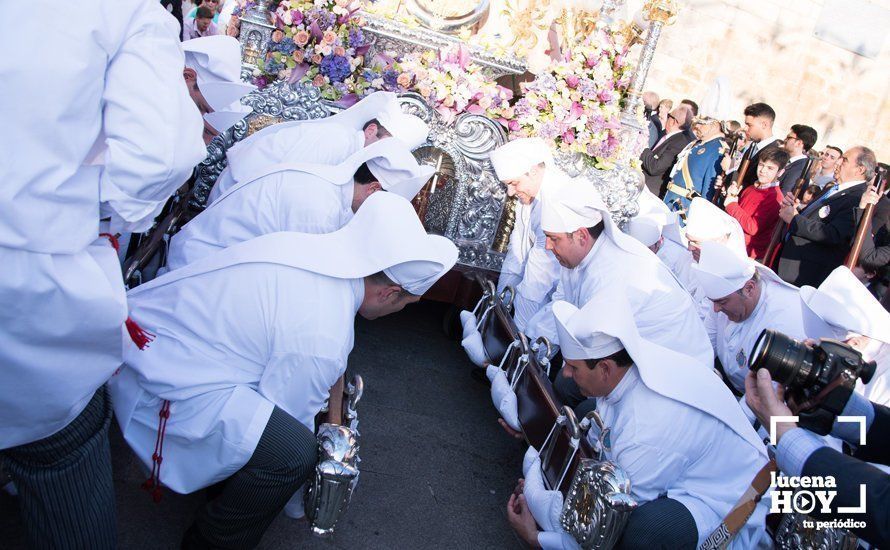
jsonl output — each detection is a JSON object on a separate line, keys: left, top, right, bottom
{"left": 641, "top": 0, "right": 889, "bottom": 160}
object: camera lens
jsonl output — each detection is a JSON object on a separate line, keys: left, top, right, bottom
{"left": 750, "top": 330, "right": 819, "bottom": 388}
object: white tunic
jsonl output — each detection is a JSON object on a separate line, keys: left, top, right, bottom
{"left": 709, "top": 279, "right": 810, "bottom": 393}
{"left": 209, "top": 121, "right": 364, "bottom": 202}
{"left": 0, "top": 1, "right": 204, "bottom": 448}
{"left": 108, "top": 263, "right": 361, "bottom": 493}
{"left": 589, "top": 367, "right": 769, "bottom": 549}
{"left": 527, "top": 236, "right": 714, "bottom": 367}
{"left": 498, "top": 171, "right": 565, "bottom": 332}
{"left": 167, "top": 170, "right": 352, "bottom": 270}
{"left": 659, "top": 241, "right": 713, "bottom": 322}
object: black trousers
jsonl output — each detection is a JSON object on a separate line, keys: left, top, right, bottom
{"left": 186, "top": 406, "right": 317, "bottom": 549}
{"left": 617, "top": 496, "right": 698, "bottom": 550}
{"left": 1, "top": 387, "right": 116, "bottom": 550}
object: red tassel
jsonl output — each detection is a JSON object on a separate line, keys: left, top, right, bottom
{"left": 126, "top": 317, "right": 155, "bottom": 350}
{"left": 99, "top": 232, "right": 120, "bottom": 252}
{"left": 142, "top": 400, "right": 171, "bottom": 503}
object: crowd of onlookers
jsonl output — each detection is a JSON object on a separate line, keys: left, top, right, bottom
{"left": 640, "top": 92, "right": 889, "bottom": 301}
{"left": 161, "top": 0, "right": 241, "bottom": 40}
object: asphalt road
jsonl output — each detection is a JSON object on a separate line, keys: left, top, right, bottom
{"left": 1, "top": 301, "right": 526, "bottom": 549}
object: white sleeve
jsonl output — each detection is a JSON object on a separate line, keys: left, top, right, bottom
{"left": 538, "top": 531, "right": 581, "bottom": 550}
{"left": 99, "top": 2, "right": 206, "bottom": 234}
{"left": 515, "top": 229, "right": 560, "bottom": 303}
{"left": 512, "top": 291, "right": 544, "bottom": 334}
{"left": 498, "top": 217, "right": 527, "bottom": 294}
{"left": 259, "top": 350, "right": 345, "bottom": 431}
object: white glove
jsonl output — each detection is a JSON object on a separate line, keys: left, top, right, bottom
{"left": 524, "top": 455, "right": 565, "bottom": 533}
{"left": 460, "top": 309, "right": 478, "bottom": 339}
{"left": 522, "top": 445, "right": 539, "bottom": 478}
{"left": 489, "top": 367, "right": 520, "bottom": 431}
{"left": 283, "top": 483, "right": 307, "bottom": 519}
{"left": 461, "top": 330, "right": 487, "bottom": 367}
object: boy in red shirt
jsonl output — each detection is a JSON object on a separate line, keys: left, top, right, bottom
{"left": 723, "top": 148, "right": 789, "bottom": 259}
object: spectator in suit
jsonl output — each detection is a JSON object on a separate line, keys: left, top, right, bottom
{"left": 853, "top": 166, "right": 890, "bottom": 299}
{"left": 726, "top": 103, "right": 780, "bottom": 189}
{"left": 746, "top": 368, "right": 889, "bottom": 547}
{"left": 680, "top": 99, "right": 699, "bottom": 141}
{"left": 657, "top": 99, "right": 672, "bottom": 133}
{"left": 779, "top": 124, "right": 818, "bottom": 193}
{"left": 777, "top": 146, "right": 878, "bottom": 287}
{"left": 640, "top": 106, "right": 693, "bottom": 197}
{"left": 812, "top": 145, "right": 843, "bottom": 188}
{"left": 643, "top": 91, "right": 662, "bottom": 149}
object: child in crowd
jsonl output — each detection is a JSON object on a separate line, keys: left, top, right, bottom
{"left": 800, "top": 184, "right": 822, "bottom": 206}
{"left": 723, "top": 148, "right": 790, "bottom": 259}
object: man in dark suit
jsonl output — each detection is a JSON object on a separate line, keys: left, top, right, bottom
{"left": 777, "top": 146, "right": 879, "bottom": 287}
{"left": 640, "top": 106, "right": 693, "bottom": 197}
{"left": 735, "top": 103, "right": 780, "bottom": 189}
{"left": 643, "top": 91, "right": 662, "bottom": 149}
{"left": 779, "top": 124, "right": 818, "bottom": 193}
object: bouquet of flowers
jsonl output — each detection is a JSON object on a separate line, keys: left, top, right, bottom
{"left": 395, "top": 45, "right": 514, "bottom": 125}
{"left": 508, "top": 26, "right": 633, "bottom": 168}
{"left": 256, "top": 0, "right": 382, "bottom": 104}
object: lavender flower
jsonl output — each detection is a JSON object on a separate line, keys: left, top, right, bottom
{"left": 348, "top": 28, "right": 364, "bottom": 48}
{"left": 382, "top": 68, "right": 399, "bottom": 89}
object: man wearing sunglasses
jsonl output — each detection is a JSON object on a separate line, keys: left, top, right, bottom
{"left": 641, "top": 105, "right": 694, "bottom": 197}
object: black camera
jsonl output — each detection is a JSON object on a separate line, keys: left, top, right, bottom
{"left": 750, "top": 329, "right": 876, "bottom": 435}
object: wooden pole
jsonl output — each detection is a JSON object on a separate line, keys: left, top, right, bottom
{"left": 845, "top": 168, "right": 887, "bottom": 269}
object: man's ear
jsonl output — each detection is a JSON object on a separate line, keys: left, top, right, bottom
{"left": 363, "top": 123, "right": 378, "bottom": 141}
{"left": 598, "top": 358, "right": 616, "bottom": 381}
{"left": 381, "top": 284, "right": 402, "bottom": 302}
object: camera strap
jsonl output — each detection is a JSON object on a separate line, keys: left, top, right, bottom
{"left": 699, "top": 459, "right": 777, "bottom": 550}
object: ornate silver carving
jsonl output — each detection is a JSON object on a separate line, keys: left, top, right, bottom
{"left": 238, "top": 0, "right": 275, "bottom": 81}
{"left": 553, "top": 152, "right": 643, "bottom": 227}
{"left": 360, "top": 12, "right": 526, "bottom": 80}
{"left": 405, "top": 0, "right": 491, "bottom": 36}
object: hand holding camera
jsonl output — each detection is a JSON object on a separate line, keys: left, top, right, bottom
{"left": 747, "top": 329, "right": 876, "bottom": 436}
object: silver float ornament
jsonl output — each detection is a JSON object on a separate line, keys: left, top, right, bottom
{"left": 560, "top": 411, "right": 638, "bottom": 550}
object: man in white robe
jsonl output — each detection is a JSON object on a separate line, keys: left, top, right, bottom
{"left": 518, "top": 184, "right": 713, "bottom": 411}
{"left": 507, "top": 295, "right": 771, "bottom": 549}
{"left": 0, "top": 2, "right": 205, "bottom": 547}
{"left": 799, "top": 266, "right": 890, "bottom": 407}
{"left": 485, "top": 138, "right": 569, "bottom": 331}
{"left": 209, "top": 91, "right": 429, "bottom": 202}
{"left": 108, "top": 192, "right": 457, "bottom": 547}
{"left": 166, "top": 138, "right": 433, "bottom": 270}
{"left": 691, "top": 241, "right": 829, "bottom": 395}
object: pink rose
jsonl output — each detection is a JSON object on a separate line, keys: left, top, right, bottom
{"left": 508, "top": 120, "right": 521, "bottom": 132}
{"left": 312, "top": 75, "right": 326, "bottom": 87}
{"left": 334, "top": 46, "right": 346, "bottom": 57}
{"left": 293, "top": 50, "right": 304, "bottom": 63}
{"left": 271, "top": 30, "right": 285, "bottom": 43}
{"left": 466, "top": 104, "right": 484, "bottom": 115}
{"left": 565, "top": 75, "right": 580, "bottom": 88}
{"left": 570, "top": 102, "right": 584, "bottom": 118}
{"left": 396, "top": 73, "right": 412, "bottom": 88}
{"left": 294, "top": 30, "right": 310, "bottom": 46}
{"left": 322, "top": 30, "right": 337, "bottom": 45}
{"left": 562, "top": 130, "right": 575, "bottom": 144}
{"left": 311, "top": 53, "right": 322, "bottom": 64}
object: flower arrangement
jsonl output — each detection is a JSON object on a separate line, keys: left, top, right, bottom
{"left": 394, "top": 45, "right": 514, "bottom": 124}
{"left": 255, "top": 0, "right": 381, "bottom": 104}
{"left": 508, "top": 26, "right": 634, "bottom": 169}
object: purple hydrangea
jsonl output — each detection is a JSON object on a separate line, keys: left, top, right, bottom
{"left": 348, "top": 28, "right": 364, "bottom": 48}
{"left": 271, "top": 37, "right": 297, "bottom": 55}
{"left": 320, "top": 54, "right": 351, "bottom": 83}
{"left": 382, "top": 68, "right": 399, "bottom": 89}
{"left": 265, "top": 57, "right": 286, "bottom": 75}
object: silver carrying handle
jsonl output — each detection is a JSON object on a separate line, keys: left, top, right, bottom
{"left": 580, "top": 410, "right": 609, "bottom": 461}
{"left": 343, "top": 375, "right": 364, "bottom": 425}
{"left": 498, "top": 285, "right": 515, "bottom": 309}
{"left": 531, "top": 336, "right": 553, "bottom": 376}
{"left": 538, "top": 406, "right": 582, "bottom": 491}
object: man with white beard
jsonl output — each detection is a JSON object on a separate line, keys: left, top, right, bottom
{"left": 691, "top": 241, "right": 828, "bottom": 395}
